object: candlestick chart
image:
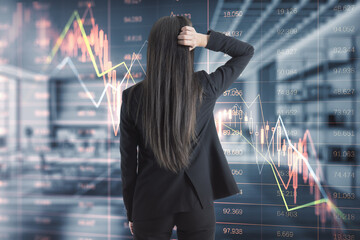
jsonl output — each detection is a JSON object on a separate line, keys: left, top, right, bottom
{"left": 45, "top": 5, "right": 147, "bottom": 135}
{"left": 215, "top": 92, "right": 346, "bottom": 226}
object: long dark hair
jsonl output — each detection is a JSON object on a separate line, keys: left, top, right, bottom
{"left": 128, "top": 16, "right": 203, "bottom": 173}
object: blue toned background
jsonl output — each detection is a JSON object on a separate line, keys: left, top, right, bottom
{"left": 0, "top": 0, "right": 359, "bottom": 239}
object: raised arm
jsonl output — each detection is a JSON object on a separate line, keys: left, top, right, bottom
{"left": 203, "top": 30, "right": 254, "bottom": 98}
{"left": 178, "top": 27, "right": 255, "bottom": 98}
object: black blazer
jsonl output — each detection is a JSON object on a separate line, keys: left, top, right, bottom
{"left": 120, "top": 30, "right": 255, "bottom": 222}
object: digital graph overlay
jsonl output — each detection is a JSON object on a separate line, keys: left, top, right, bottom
{"left": 215, "top": 91, "right": 348, "bottom": 229}
{"left": 45, "top": 5, "right": 147, "bottom": 135}
{"left": 45, "top": 3, "right": 352, "bottom": 232}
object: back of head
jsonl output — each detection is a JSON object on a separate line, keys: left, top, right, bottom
{"left": 147, "top": 16, "right": 194, "bottom": 76}
{"left": 141, "top": 16, "right": 203, "bottom": 173}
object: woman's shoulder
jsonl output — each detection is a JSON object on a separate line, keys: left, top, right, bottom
{"left": 122, "top": 81, "right": 143, "bottom": 103}
{"left": 123, "top": 81, "right": 143, "bottom": 95}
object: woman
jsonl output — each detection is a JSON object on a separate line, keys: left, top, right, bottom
{"left": 120, "top": 16, "right": 254, "bottom": 240}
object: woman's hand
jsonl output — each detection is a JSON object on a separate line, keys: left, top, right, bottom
{"left": 129, "top": 221, "right": 134, "bottom": 235}
{"left": 178, "top": 26, "right": 209, "bottom": 51}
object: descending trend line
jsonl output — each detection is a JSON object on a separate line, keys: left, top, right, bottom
{"left": 45, "top": 10, "right": 138, "bottom": 80}
{"left": 277, "top": 117, "right": 326, "bottom": 199}
{"left": 217, "top": 92, "right": 329, "bottom": 200}
{"left": 45, "top": 5, "right": 148, "bottom": 135}
{"left": 221, "top": 116, "right": 346, "bottom": 221}
{"left": 216, "top": 91, "right": 347, "bottom": 228}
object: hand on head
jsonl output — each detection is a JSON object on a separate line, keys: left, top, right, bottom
{"left": 178, "top": 26, "right": 209, "bottom": 51}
